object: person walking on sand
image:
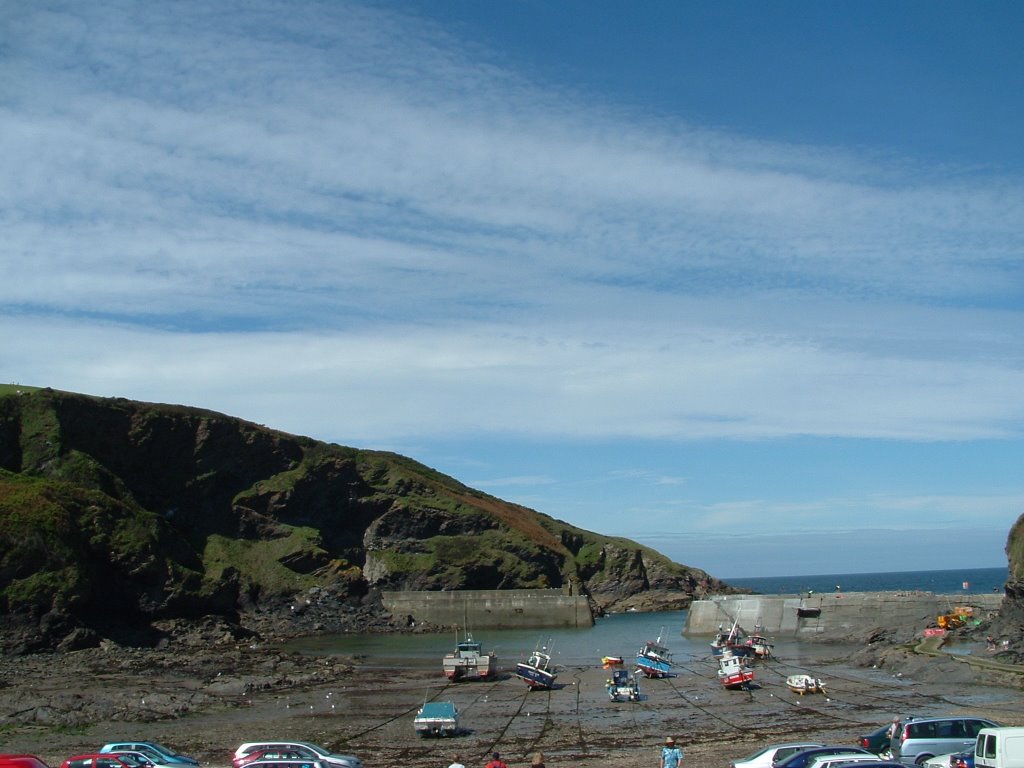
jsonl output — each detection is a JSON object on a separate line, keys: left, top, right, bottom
{"left": 448, "top": 755, "right": 466, "bottom": 768}
{"left": 661, "top": 737, "right": 683, "bottom": 768}
{"left": 485, "top": 753, "right": 507, "bottom": 768}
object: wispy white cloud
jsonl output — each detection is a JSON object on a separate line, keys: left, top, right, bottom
{"left": 6, "top": 314, "right": 1023, "bottom": 443}
{"left": 3, "top": 0, "right": 1022, "bottom": 576}
{"left": 4, "top": 0, "right": 1023, "bottom": 341}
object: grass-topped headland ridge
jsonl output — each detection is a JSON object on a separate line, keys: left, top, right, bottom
{"left": 0, "top": 386, "right": 731, "bottom": 652}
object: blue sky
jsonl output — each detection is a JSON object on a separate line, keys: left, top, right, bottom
{"left": 3, "top": 0, "right": 1022, "bottom": 578}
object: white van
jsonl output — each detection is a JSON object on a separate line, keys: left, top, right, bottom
{"left": 976, "top": 728, "right": 1024, "bottom": 768}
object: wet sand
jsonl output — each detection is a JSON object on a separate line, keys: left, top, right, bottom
{"left": 1, "top": 639, "right": 1022, "bottom": 768}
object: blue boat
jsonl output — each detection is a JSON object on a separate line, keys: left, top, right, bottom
{"left": 635, "top": 633, "right": 673, "bottom": 678}
{"left": 514, "top": 642, "right": 557, "bottom": 689}
{"left": 606, "top": 667, "right": 640, "bottom": 701}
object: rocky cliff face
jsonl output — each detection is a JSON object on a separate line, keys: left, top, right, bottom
{"left": 0, "top": 387, "right": 730, "bottom": 651}
{"left": 998, "top": 512, "right": 1024, "bottom": 626}
{"left": 965, "top": 512, "right": 1024, "bottom": 664}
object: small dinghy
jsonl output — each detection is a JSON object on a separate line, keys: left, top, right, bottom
{"left": 786, "top": 674, "right": 826, "bottom": 695}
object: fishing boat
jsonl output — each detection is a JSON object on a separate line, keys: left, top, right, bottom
{"left": 601, "top": 655, "right": 624, "bottom": 668}
{"left": 717, "top": 649, "right": 755, "bottom": 689}
{"left": 514, "top": 642, "right": 557, "bottom": 690}
{"left": 635, "top": 632, "right": 673, "bottom": 678}
{"left": 606, "top": 667, "right": 640, "bottom": 702}
{"left": 442, "top": 631, "right": 497, "bottom": 681}
{"left": 710, "top": 619, "right": 754, "bottom": 658}
{"left": 786, "top": 674, "right": 826, "bottom": 695}
{"left": 745, "top": 633, "right": 774, "bottom": 659}
{"left": 413, "top": 700, "right": 460, "bottom": 737}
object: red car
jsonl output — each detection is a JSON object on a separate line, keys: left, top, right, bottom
{"left": 61, "top": 755, "right": 142, "bottom": 768}
{"left": 1, "top": 756, "right": 52, "bottom": 768}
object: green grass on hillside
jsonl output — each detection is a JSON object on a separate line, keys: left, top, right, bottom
{"left": 0, "top": 384, "right": 41, "bottom": 396}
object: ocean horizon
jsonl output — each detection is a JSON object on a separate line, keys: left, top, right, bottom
{"left": 722, "top": 566, "right": 1008, "bottom": 595}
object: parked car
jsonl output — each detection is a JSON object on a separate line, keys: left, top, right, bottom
{"left": 859, "top": 723, "right": 897, "bottom": 754}
{"left": 105, "top": 754, "right": 157, "bottom": 768}
{"left": 892, "top": 717, "right": 1000, "bottom": 765}
{"left": 925, "top": 754, "right": 975, "bottom": 768}
{"left": 236, "top": 760, "right": 324, "bottom": 768}
{"left": 232, "top": 744, "right": 360, "bottom": 768}
{"left": 808, "top": 755, "right": 889, "bottom": 768}
{"left": 733, "top": 743, "right": 826, "bottom": 768}
{"left": 975, "top": 727, "right": 1024, "bottom": 768}
{"left": 774, "top": 746, "right": 874, "bottom": 768}
{"left": 62, "top": 755, "right": 142, "bottom": 768}
{"left": 99, "top": 745, "right": 197, "bottom": 768}
{"left": 0, "top": 757, "right": 52, "bottom": 768}
{"left": 236, "top": 753, "right": 312, "bottom": 768}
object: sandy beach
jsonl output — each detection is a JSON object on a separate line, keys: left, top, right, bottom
{"left": 2, "top": 630, "right": 1022, "bottom": 768}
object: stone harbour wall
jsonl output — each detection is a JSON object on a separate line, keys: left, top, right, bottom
{"left": 683, "top": 591, "right": 1005, "bottom": 636}
{"left": 382, "top": 588, "right": 594, "bottom": 629}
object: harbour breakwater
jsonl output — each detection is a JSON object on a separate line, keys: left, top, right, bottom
{"left": 684, "top": 590, "right": 1005, "bottom": 636}
{"left": 381, "top": 588, "right": 594, "bottom": 629}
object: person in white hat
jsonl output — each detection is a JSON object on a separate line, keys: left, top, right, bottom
{"left": 661, "top": 737, "right": 683, "bottom": 768}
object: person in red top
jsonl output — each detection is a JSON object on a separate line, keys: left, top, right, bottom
{"left": 485, "top": 753, "right": 507, "bottom": 768}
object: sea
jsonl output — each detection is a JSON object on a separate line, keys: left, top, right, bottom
{"left": 723, "top": 566, "right": 1008, "bottom": 596}
{"left": 286, "top": 567, "right": 1009, "bottom": 667}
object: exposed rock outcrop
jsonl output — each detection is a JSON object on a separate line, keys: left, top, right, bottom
{"left": 970, "top": 512, "right": 1024, "bottom": 664}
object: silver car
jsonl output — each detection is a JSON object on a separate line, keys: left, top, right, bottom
{"left": 233, "top": 743, "right": 361, "bottom": 768}
{"left": 892, "top": 717, "right": 999, "bottom": 765}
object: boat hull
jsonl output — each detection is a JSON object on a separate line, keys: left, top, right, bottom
{"left": 608, "top": 685, "right": 640, "bottom": 701}
{"left": 718, "top": 669, "right": 755, "bottom": 689}
{"left": 443, "top": 636, "right": 497, "bottom": 681}
{"left": 635, "top": 656, "right": 672, "bottom": 678}
{"left": 414, "top": 720, "right": 459, "bottom": 737}
{"left": 786, "top": 675, "right": 825, "bottom": 695}
{"left": 414, "top": 702, "right": 459, "bottom": 737}
{"left": 443, "top": 656, "right": 497, "bottom": 681}
{"left": 747, "top": 634, "right": 774, "bottom": 659}
{"left": 515, "top": 662, "right": 556, "bottom": 689}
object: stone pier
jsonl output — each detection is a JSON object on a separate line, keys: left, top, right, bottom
{"left": 382, "top": 588, "right": 594, "bottom": 629}
{"left": 684, "top": 591, "right": 1004, "bottom": 637}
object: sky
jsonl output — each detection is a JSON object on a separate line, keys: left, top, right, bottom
{"left": 2, "top": 0, "right": 1023, "bottom": 579}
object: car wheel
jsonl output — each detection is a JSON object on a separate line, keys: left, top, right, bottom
{"left": 916, "top": 755, "right": 934, "bottom": 765}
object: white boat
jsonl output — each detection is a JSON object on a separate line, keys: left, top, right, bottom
{"left": 414, "top": 700, "right": 460, "bottom": 737}
{"left": 442, "top": 631, "right": 497, "bottom": 681}
{"left": 746, "top": 633, "right": 774, "bottom": 659}
{"left": 786, "top": 674, "right": 826, "bottom": 695}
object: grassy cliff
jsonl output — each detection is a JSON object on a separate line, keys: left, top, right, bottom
{"left": 0, "top": 387, "right": 727, "bottom": 650}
